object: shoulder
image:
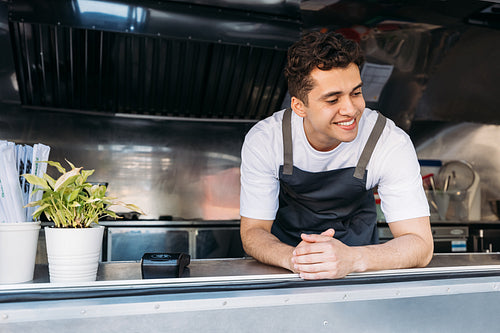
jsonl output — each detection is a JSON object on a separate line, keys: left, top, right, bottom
{"left": 361, "top": 109, "right": 412, "bottom": 150}
{"left": 364, "top": 108, "right": 419, "bottom": 184}
{"left": 242, "top": 110, "right": 285, "bottom": 168}
{"left": 244, "top": 109, "right": 285, "bottom": 144}
{"left": 243, "top": 110, "right": 285, "bottom": 160}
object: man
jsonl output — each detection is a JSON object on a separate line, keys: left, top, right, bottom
{"left": 239, "top": 31, "right": 433, "bottom": 280}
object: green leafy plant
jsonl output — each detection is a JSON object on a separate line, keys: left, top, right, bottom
{"left": 23, "top": 160, "right": 144, "bottom": 228}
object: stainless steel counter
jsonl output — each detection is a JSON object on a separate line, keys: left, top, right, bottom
{"left": 3, "top": 254, "right": 500, "bottom": 332}
{"left": 29, "top": 257, "right": 292, "bottom": 283}
{"left": 27, "top": 252, "right": 500, "bottom": 283}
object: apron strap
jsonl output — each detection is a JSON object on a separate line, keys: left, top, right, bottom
{"left": 282, "top": 108, "right": 294, "bottom": 175}
{"left": 353, "top": 112, "right": 387, "bottom": 179}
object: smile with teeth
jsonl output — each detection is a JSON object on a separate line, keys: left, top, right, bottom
{"left": 336, "top": 119, "right": 354, "bottom": 126}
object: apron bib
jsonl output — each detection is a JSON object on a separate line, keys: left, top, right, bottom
{"left": 271, "top": 108, "right": 387, "bottom": 247}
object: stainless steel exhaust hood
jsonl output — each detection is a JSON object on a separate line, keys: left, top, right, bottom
{"left": 8, "top": 0, "right": 301, "bottom": 120}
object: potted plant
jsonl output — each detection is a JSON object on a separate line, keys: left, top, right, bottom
{"left": 23, "top": 160, "right": 144, "bottom": 283}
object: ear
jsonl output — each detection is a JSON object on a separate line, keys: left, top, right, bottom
{"left": 291, "top": 96, "right": 306, "bottom": 118}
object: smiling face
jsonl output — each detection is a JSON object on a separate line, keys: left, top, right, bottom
{"left": 291, "top": 63, "right": 366, "bottom": 152}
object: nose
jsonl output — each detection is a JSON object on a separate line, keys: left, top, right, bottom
{"left": 338, "top": 96, "right": 357, "bottom": 116}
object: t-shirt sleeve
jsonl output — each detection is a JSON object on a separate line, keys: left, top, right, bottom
{"left": 375, "top": 131, "right": 430, "bottom": 222}
{"left": 239, "top": 129, "right": 280, "bottom": 220}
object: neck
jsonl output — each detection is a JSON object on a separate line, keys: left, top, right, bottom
{"left": 302, "top": 120, "right": 341, "bottom": 152}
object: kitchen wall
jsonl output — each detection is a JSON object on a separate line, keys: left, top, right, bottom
{"left": 2, "top": 1, "right": 500, "bottom": 222}
{"left": 0, "top": 0, "right": 287, "bottom": 220}
{"left": 0, "top": 103, "right": 250, "bottom": 220}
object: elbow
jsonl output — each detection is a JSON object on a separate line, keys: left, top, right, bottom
{"left": 239, "top": 226, "right": 250, "bottom": 254}
{"left": 239, "top": 218, "right": 258, "bottom": 257}
{"left": 418, "top": 239, "right": 434, "bottom": 268}
{"left": 240, "top": 217, "right": 274, "bottom": 256}
{"left": 240, "top": 232, "right": 252, "bottom": 256}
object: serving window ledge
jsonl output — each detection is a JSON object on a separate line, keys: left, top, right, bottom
{"left": 2, "top": 254, "right": 500, "bottom": 332}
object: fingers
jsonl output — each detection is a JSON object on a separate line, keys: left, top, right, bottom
{"left": 298, "top": 270, "right": 343, "bottom": 280}
{"left": 291, "top": 253, "right": 332, "bottom": 278}
{"left": 294, "top": 239, "right": 329, "bottom": 256}
{"left": 292, "top": 243, "right": 337, "bottom": 267}
{"left": 320, "top": 228, "right": 335, "bottom": 237}
{"left": 291, "top": 236, "right": 352, "bottom": 280}
{"left": 294, "top": 235, "right": 342, "bottom": 257}
{"left": 301, "top": 230, "right": 335, "bottom": 243}
{"left": 292, "top": 251, "right": 331, "bottom": 265}
{"left": 292, "top": 260, "right": 346, "bottom": 280}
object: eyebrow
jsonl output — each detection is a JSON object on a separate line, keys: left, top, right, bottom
{"left": 319, "top": 82, "right": 364, "bottom": 100}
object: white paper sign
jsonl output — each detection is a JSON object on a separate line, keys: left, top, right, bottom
{"left": 361, "top": 63, "right": 394, "bottom": 102}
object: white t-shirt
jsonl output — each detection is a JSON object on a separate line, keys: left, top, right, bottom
{"left": 240, "top": 108, "right": 429, "bottom": 223}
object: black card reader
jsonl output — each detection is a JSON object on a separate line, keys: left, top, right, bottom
{"left": 141, "top": 252, "right": 191, "bottom": 279}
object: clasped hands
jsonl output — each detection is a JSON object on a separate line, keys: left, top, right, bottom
{"left": 291, "top": 228, "right": 358, "bottom": 280}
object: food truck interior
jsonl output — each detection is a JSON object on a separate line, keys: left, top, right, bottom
{"left": 2, "top": 0, "right": 500, "bottom": 260}
{"left": 2, "top": 1, "right": 500, "bottom": 330}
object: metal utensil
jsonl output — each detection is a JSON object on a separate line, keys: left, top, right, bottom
{"left": 429, "top": 175, "right": 437, "bottom": 194}
{"left": 443, "top": 175, "right": 451, "bottom": 192}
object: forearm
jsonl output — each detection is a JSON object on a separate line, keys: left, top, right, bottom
{"left": 240, "top": 217, "right": 295, "bottom": 272}
{"left": 294, "top": 217, "right": 433, "bottom": 279}
{"left": 353, "top": 232, "right": 434, "bottom": 273}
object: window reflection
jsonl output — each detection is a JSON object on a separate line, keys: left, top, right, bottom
{"left": 74, "top": 0, "right": 147, "bottom": 30}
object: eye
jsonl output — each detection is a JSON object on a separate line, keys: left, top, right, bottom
{"left": 326, "top": 99, "right": 338, "bottom": 104}
{"left": 352, "top": 89, "right": 363, "bottom": 96}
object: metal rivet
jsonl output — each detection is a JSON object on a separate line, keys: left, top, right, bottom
{"left": 447, "top": 288, "right": 451, "bottom": 293}
{"left": 81, "top": 310, "right": 86, "bottom": 315}
{"left": 222, "top": 301, "right": 227, "bottom": 306}
{"left": 343, "top": 294, "right": 348, "bottom": 300}
{"left": 323, "top": 320, "right": 328, "bottom": 326}
{"left": 154, "top": 304, "right": 160, "bottom": 310}
{"left": 395, "top": 290, "right": 400, "bottom": 296}
{"left": 1, "top": 313, "right": 8, "bottom": 320}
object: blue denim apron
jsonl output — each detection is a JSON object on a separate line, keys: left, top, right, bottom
{"left": 271, "top": 108, "right": 387, "bottom": 247}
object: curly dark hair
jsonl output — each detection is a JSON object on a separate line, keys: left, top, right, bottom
{"left": 284, "top": 31, "right": 364, "bottom": 105}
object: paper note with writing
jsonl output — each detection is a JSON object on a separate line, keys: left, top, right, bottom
{"left": 360, "top": 63, "right": 394, "bottom": 102}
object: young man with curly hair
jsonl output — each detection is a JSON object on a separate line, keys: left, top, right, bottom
{"left": 239, "top": 31, "right": 433, "bottom": 280}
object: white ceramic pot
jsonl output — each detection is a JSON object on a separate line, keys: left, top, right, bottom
{"left": 45, "top": 224, "right": 104, "bottom": 283}
{"left": 0, "top": 222, "right": 41, "bottom": 284}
